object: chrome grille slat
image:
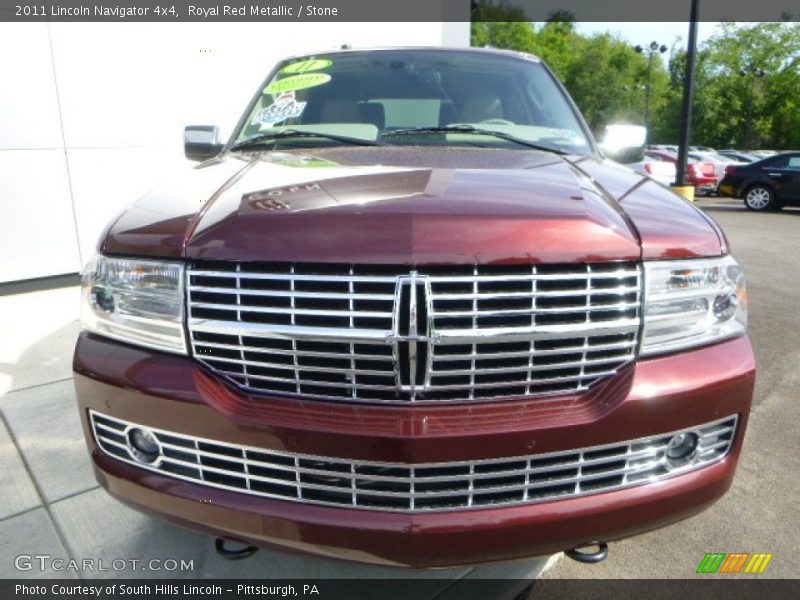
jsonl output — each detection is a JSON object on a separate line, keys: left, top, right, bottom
{"left": 187, "top": 262, "right": 642, "bottom": 403}
{"left": 190, "top": 302, "right": 394, "bottom": 319}
{"left": 431, "top": 340, "right": 636, "bottom": 361}
{"left": 433, "top": 285, "right": 640, "bottom": 300}
{"left": 202, "top": 355, "right": 391, "bottom": 377}
{"left": 425, "top": 270, "right": 641, "bottom": 283}
{"left": 190, "top": 269, "right": 399, "bottom": 283}
{"left": 425, "top": 371, "right": 622, "bottom": 390}
{"left": 434, "top": 320, "right": 641, "bottom": 341}
{"left": 188, "top": 286, "right": 396, "bottom": 301}
{"left": 432, "top": 302, "right": 640, "bottom": 318}
{"left": 432, "top": 356, "right": 634, "bottom": 376}
{"left": 190, "top": 321, "right": 389, "bottom": 342}
{"left": 191, "top": 340, "right": 393, "bottom": 361}
{"left": 214, "top": 370, "right": 397, "bottom": 390}
{"left": 211, "top": 368, "right": 622, "bottom": 392}
{"left": 190, "top": 269, "right": 641, "bottom": 283}
{"left": 91, "top": 412, "right": 738, "bottom": 513}
{"left": 189, "top": 319, "right": 641, "bottom": 343}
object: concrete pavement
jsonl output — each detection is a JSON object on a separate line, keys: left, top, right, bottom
{"left": 540, "top": 198, "right": 800, "bottom": 580}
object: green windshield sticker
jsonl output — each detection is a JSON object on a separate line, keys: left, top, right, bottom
{"left": 281, "top": 59, "right": 333, "bottom": 74}
{"left": 265, "top": 73, "right": 331, "bottom": 94}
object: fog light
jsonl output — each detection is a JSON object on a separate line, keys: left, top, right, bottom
{"left": 91, "top": 286, "right": 115, "bottom": 312}
{"left": 713, "top": 292, "right": 738, "bottom": 321}
{"left": 666, "top": 432, "right": 699, "bottom": 467}
{"left": 126, "top": 427, "right": 161, "bottom": 464}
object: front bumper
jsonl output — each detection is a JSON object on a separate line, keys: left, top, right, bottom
{"left": 693, "top": 181, "right": 719, "bottom": 193}
{"left": 74, "top": 332, "right": 755, "bottom": 567}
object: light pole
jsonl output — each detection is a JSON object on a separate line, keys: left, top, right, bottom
{"left": 741, "top": 65, "right": 766, "bottom": 150}
{"left": 634, "top": 41, "right": 668, "bottom": 144}
{"left": 675, "top": 0, "right": 698, "bottom": 191}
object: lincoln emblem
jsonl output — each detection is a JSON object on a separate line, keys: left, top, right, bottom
{"left": 388, "top": 271, "right": 435, "bottom": 400}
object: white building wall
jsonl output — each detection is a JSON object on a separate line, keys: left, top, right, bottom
{"left": 0, "top": 21, "right": 470, "bottom": 283}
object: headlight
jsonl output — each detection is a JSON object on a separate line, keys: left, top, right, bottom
{"left": 80, "top": 256, "right": 186, "bottom": 354}
{"left": 641, "top": 255, "right": 747, "bottom": 356}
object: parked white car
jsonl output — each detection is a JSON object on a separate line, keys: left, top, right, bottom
{"left": 689, "top": 151, "right": 747, "bottom": 188}
{"left": 627, "top": 155, "right": 676, "bottom": 187}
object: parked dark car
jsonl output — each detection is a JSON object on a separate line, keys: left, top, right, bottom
{"left": 74, "top": 47, "right": 754, "bottom": 567}
{"left": 719, "top": 152, "right": 800, "bottom": 210}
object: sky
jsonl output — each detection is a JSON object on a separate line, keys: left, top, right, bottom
{"left": 573, "top": 22, "right": 721, "bottom": 49}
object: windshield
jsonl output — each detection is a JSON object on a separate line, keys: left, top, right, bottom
{"left": 233, "top": 49, "right": 593, "bottom": 155}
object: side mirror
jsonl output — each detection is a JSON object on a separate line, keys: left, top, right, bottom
{"left": 184, "top": 125, "right": 224, "bottom": 161}
{"left": 599, "top": 124, "right": 646, "bottom": 164}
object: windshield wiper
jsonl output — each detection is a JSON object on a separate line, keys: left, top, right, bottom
{"left": 382, "top": 125, "right": 568, "bottom": 155}
{"left": 230, "top": 129, "right": 381, "bottom": 152}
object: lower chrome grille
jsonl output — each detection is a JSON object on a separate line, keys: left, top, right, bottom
{"left": 187, "top": 262, "right": 642, "bottom": 403}
{"left": 91, "top": 411, "right": 737, "bottom": 512}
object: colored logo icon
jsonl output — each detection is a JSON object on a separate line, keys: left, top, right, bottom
{"left": 696, "top": 552, "right": 773, "bottom": 574}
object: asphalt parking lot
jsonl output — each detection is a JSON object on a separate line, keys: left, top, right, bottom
{"left": 0, "top": 195, "right": 796, "bottom": 587}
{"left": 541, "top": 196, "right": 800, "bottom": 581}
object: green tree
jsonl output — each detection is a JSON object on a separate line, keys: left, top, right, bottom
{"left": 470, "top": 20, "right": 669, "bottom": 135}
{"left": 471, "top": 2, "right": 535, "bottom": 50}
{"left": 653, "top": 23, "right": 800, "bottom": 149}
{"left": 470, "top": 20, "right": 800, "bottom": 149}
{"left": 528, "top": 20, "right": 578, "bottom": 79}
{"left": 704, "top": 22, "right": 800, "bottom": 149}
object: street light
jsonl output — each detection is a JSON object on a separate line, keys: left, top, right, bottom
{"left": 675, "top": 0, "right": 699, "bottom": 193}
{"left": 740, "top": 65, "right": 766, "bottom": 150}
{"left": 634, "top": 41, "right": 668, "bottom": 144}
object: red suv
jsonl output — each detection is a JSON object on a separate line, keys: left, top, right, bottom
{"left": 75, "top": 48, "right": 754, "bottom": 567}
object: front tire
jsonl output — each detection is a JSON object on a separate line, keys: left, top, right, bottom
{"left": 744, "top": 185, "right": 775, "bottom": 211}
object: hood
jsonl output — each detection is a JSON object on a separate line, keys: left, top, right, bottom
{"left": 102, "top": 147, "right": 724, "bottom": 264}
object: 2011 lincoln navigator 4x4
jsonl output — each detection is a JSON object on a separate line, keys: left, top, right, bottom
{"left": 74, "top": 47, "right": 754, "bottom": 567}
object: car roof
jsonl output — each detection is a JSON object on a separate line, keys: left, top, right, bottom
{"left": 647, "top": 149, "right": 675, "bottom": 157}
{"left": 277, "top": 46, "right": 542, "bottom": 63}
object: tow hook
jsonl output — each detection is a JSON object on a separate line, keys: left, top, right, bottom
{"left": 565, "top": 542, "right": 609, "bottom": 564}
{"left": 214, "top": 538, "right": 259, "bottom": 560}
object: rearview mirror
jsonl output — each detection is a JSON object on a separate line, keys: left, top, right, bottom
{"left": 599, "top": 124, "right": 646, "bottom": 164}
{"left": 184, "top": 125, "right": 224, "bottom": 161}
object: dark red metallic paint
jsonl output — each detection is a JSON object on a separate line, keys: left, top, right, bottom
{"left": 83, "top": 103, "right": 752, "bottom": 566}
{"left": 576, "top": 158, "right": 728, "bottom": 258}
{"left": 101, "top": 147, "right": 723, "bottom": 264}
{"left": 74, "top": 333, "right": 754, "bottom": 566}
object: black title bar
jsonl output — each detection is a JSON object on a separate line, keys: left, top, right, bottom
{"left": 1, "top": 0, "right": 799, "bottom": 22}
{"left": 2, "top": 579, "right": 800, "bottom": 600}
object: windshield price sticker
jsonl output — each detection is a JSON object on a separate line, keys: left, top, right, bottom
{"left": 265, "top": 73, "right": 332, "bottom": 94}
{"left": 282, "top": 59, "right": 333, "bottom": 74}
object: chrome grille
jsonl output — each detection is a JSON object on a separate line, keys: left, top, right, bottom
{"left": 91, "top": 411, "right": 738, "bottom": 512}
{"left": 187, "top": 262, "right": 642, "bottom": 403}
